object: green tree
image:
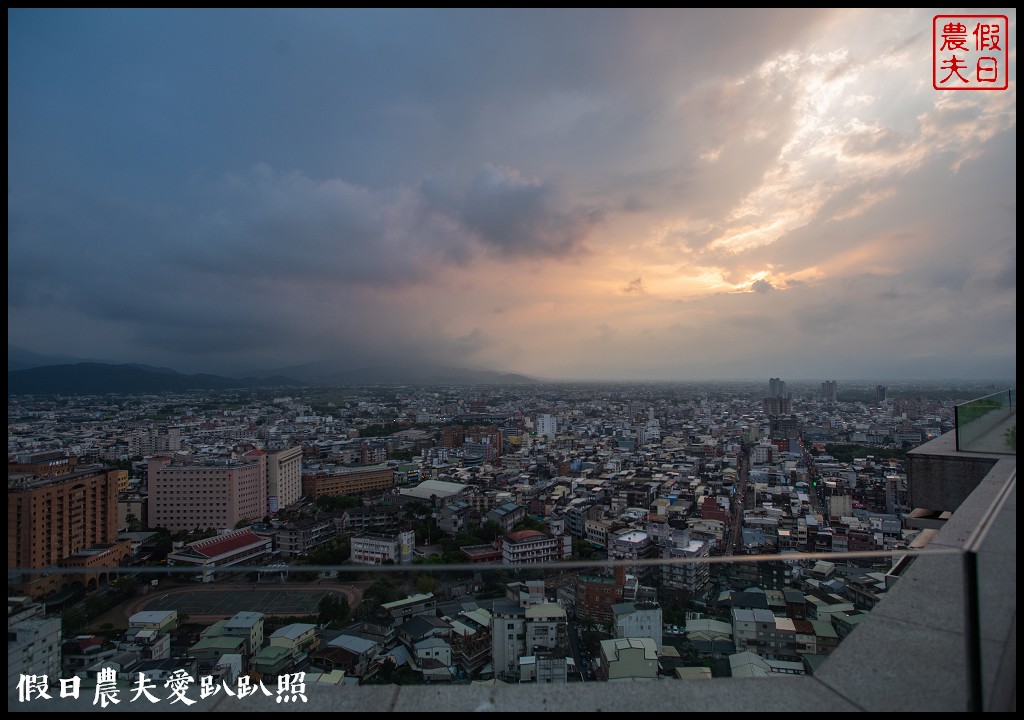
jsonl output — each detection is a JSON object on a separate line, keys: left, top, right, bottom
{"left": 112, "top": 575, "right": 137, "bottom": 598}
{"left": 317, "top": 594, "right": 351, "bottom": 627}
{"left": 362, "top": 577, "right": 402, "bottom": 607}
{"left": 415, "top": 573, "right": 440, "bottom": 595}
{"left": 315, "top": 495, "right": 363, "bottom": 513}
{"left": 62, "top": 607, "right": 86, "bottom": 634}
{"left": 479, "top": 520, "right": 502, "bottom": 542}
{"left": 573, "top": 538, "right": 597, "bottom": 560}
{"left": 125, "top": 512, "right": 142, "bottom": 532}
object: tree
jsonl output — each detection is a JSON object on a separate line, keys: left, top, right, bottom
{"left": 305, "top": 535, "right": 351, "bottom": 566}
{"left": 573, "top": 538, "right": 597, "bottom": 560}
{"left": 479, "top": 520, "right": 502, "bottom": 542}
{"left": 62, "top": 607, "right": 86, "bottom": 634}
{"left": 362, "top": 576, "right": 402, "bottom": 607}
{"left": 315, "top": 495, "right": 362, "bottom": 513}
{"left": 112, "top": 575, "right": 137, "bottom": 599}
{"left": 125, "top": 512, "right": 142, "bottom": 532}
{"left": 317, "top": 594, "right": 351, "bottom": 627}
{"left": 415, "top": 573, "right": 440, "bottom": 595}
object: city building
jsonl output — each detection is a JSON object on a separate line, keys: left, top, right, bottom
{"left": 277, "top": 517, "right": 337, "bottom": 558}
{"left": 266, "top": 446, "right": 303, "bottom": 513}
{"left": 8, "top": 598, "right": 62, "bottom": 686}
{"left": 536, "top": 414, "right": 557, "bottom": 442}
{"left": 498, "top": 530, "right": 572, "bottom": 566}
{"left": 350, "top": 530, "right": 415, "bottom": 565}
{"left": 575, "top": 569, "right": 626, "bottom": 624}
{"left": 147, "top": 452, "right": 267, "bottom": 533}
{"left": 8, "top": 462, "right": 121, "bottom": 600}
{"left": 612, "top": 601, "right": 663, "bottom": 653}
{"left": 165, "top": 528, "right": 272, "bottom": 581}
{"left": 491, "top": 600, "right": 568, "bottom": 681}
{"left": 303, "top": 464, "right": 396, "bottom": 498}
{"left": 597, "top": 637, "right": 659, "bottom": 680}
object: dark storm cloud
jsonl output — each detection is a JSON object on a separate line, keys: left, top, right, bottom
{"left": 458, "top": 165, "right": 604, "bottom": 258}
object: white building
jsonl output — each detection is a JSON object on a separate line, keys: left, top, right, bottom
{"left": 612, "top": 602, "right": 663, "bottom": 653}
{"left": 536, "top": 414, "right": 557, "bottom": 442}
{"left": 8, "top": 598, "right": 62, "bottom": 685}
{"left": 499, "top": 530, "right": 572, "bottom": 566}
{"left": 491, "top": 600, "right": 567, "bottom": 681}
{"left": 350, "top": 530, "right": 415, "bottom": 565}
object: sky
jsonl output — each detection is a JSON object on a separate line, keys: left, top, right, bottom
{"left": 7, "top": 9, "right": 1017, "bottom": 382}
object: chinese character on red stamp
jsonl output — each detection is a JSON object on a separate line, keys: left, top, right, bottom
{"left": 933, "top": 15, "right": 1009, "bottom": 90}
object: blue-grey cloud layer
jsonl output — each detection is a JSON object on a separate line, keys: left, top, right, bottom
{"left": 8, "top": 9, "right": 1016, "bottom": 380}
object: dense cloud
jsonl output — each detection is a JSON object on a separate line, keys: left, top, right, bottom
{"left": 7, "top": 9, "right": 1016, "bottom": 380}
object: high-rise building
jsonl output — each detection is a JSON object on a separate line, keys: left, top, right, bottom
{"left": 875, "top": 385, "right": 888, "bottom": 403}
{"left": 768, "top": 378, "right": 787, "bottom": 398}
{"left": 536, "top": 414, "right": 557, "bottom": 442}
{"left": 147, "top": 451, "right": 267, "bottom": 533}
{"left": 8, "top": 462, "right": 122, "bottom": 599}
{"left": 765, "top": 378, "right": 792, "bottom": 415}
{"left": 821, "top": 380, "right": 837, "bottom": 404}
{"left": 266, "top": 446, "right": 303, "bottom": 514}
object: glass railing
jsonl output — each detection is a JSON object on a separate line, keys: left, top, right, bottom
{"left": 8, "top": 473, "right": 1015, "bottom": 713}
{"left": 964, "top": 466, "right": 1016, "bottom": 711}
{"left": 955, "top": 390, "right": 1016, "bottom": 454}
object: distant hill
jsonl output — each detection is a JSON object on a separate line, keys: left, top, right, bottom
{"left": 7, "top": 345, "right": 104, "bottom": 372}
{"left": 7, "top": 363, "right": 304, "bottom": 396}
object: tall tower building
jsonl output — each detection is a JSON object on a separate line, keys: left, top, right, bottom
{"left": 821, "top": 380, "right": 837, "bottom": 404}
{"left": 764, "top": 378, "right": 792, "bottom": 416}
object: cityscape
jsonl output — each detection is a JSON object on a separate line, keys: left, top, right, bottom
{"left": 8, "top": 7, "right": 1016, "bottom": 713}
{"left": 7, "top": 375, "right": 1016, "bottom": 709}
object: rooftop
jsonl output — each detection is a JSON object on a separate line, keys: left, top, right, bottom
{"left": 8, "top": 413, "right": 1016, "bottom": 713}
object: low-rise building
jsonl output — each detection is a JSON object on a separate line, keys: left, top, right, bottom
{"left": 598, "top": 637, "right": 659, "bottom": 680}
{"left": 499, "top": 530, "right": 571, "bottom": 566}
{"left": 350, "top": 530, "right": 415, "bottom": 565}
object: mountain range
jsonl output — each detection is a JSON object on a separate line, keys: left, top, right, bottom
{"left": 7, "top": 347, "right": 537, "bottom": 395}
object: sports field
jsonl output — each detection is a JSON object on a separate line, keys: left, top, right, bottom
{"left": 136, "top": 584, "right": 354, "bottom": 619}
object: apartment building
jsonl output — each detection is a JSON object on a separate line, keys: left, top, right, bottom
{"left": 147, "top": 452, "right": 266, "bottom": 533}
{"left": 491, "top": 600, "right": 568, "bottom": 681}
{"left": 499, "top": 530, "right": 571, "bottom": 566}
{"left": 302, "top": 463, "right": 395, "bottom": 498}
{"left": 9, "top": 463, "right": 121, "bottom": 599}
{"left": 266, "top": 446, "right": 303, "bottom": 513}
{"left": 350, "top": 530, "right": 415, "bottom": 565}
